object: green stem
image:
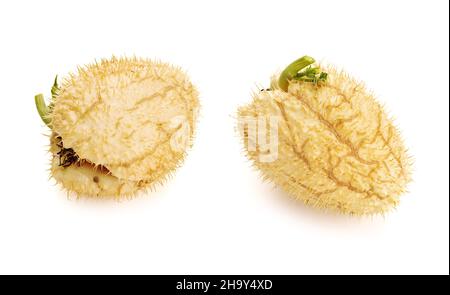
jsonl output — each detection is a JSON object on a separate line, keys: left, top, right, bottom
{"left": 35, "top": 94, "right": 51, "bottom": 126}
{"left": 51, "top": 75, "right": 59, "bottom": 98}
{"left": 278, "top": 56, "right": 315, "bottom": 91}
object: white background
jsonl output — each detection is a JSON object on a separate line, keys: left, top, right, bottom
{"left": 0, "top": 0, "right": 448, "bottom": 275}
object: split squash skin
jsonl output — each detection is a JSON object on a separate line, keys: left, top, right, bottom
{"left": 238, "top": 56, "right": 412, "bottom": 215}
{"left": 36, "top": 57, "right": 199, "bottom": 198}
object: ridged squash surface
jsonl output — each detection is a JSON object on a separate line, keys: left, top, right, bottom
{"left": 50, "top": 57, "right": 199, "bottom": 197}
{"left": 239, "top": 67, "right": 411, "bottom": 214}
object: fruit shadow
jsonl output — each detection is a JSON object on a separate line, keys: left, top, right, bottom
{"left": 261, "top": 183, "right": 387, "bottom": 230}
{"left": 52, "top": 178, "right": 172, "bottom": 210}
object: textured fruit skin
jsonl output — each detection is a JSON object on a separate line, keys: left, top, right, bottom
{"left": 50, "top": 57, "right": 199, "bottom": 197}
{"left": 239, "top": 66, "right": 412, "bottom": 215}
{"left": 50, "top": 133, "right": 145, "bottom": 197}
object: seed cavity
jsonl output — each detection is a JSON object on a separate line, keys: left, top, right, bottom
{"left": 55, "top": 136, "right": 79, "bottom": 167}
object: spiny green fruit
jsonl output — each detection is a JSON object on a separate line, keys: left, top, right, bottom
{"left": 238, "top": 56, "right": 412, "bottom": 215}
{"left": 35, "top": 56, "right": 199, "bottom": 198}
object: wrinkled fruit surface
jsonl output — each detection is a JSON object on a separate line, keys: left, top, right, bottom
{"left": 239, "top": 67, "right": 411, "bottom": 215}
{"left": 50, "top": 57, "right": 199, "bottom": 197}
